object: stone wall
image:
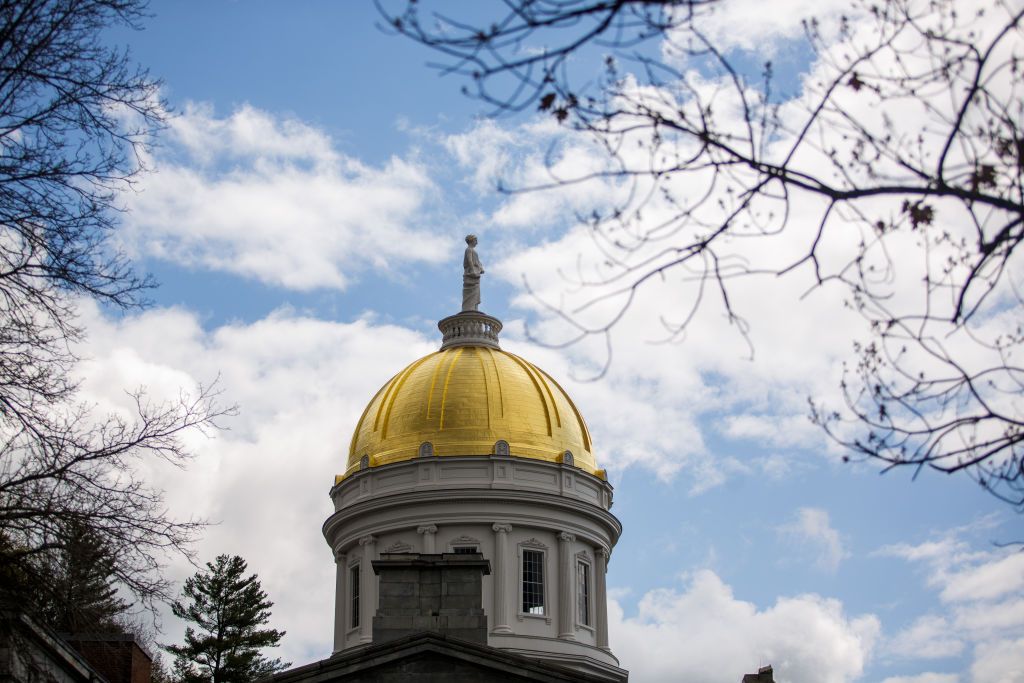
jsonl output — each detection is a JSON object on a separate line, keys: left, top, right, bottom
{"left": 372, "top": 553, "right": 490, "bottom": 645}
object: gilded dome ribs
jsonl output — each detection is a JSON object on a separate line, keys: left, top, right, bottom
{"left": 474, "top": 349, "right": 492, "bottom": 429}
{"left": 348, "top": 383, "right": 386, "bottom": 459}
{"left": 438, "top": 347, "right": 464, "bottom": 430}
{"left": 484, "top": 348, "right": 504, "bottom": 419}
{"left": 505, "top": 352, "right": 552, "bottom": 436}
{"left": 372, "top": 372, "right": 401, "bottom": 433}
{"left": 539, "top": 368, "right": 591, "bottom": 452}
{"left": 538, "top": 368, "right": 562, "bottom": 429}
{"left": 425, "top": 349, "right": 446, "bottom": 420}
{"left": 344, "top": 346, "right": 599, "bottom": 478}
{"left": 381, "top": 353, "right": 434, "bottom": 439}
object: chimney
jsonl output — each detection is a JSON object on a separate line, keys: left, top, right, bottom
{"left": 371, "top": 553, "right": 491, "bottom": 644}
{"left": 64, "top": 634, "right": 152, "bottom": 683}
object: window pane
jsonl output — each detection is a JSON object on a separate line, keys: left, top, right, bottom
{"left": 522, "top": 549, "right": 545, "bottom": 614}
{"left": 350, "top": 564, "right": 360, "bottom": 628}
{"left": 452, "top": 546, "right": 478, "bottom": 554}
{"left": 577, "top": 561, "right": 591, "bottom": 625}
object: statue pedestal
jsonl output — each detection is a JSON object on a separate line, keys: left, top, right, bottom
{"left": 438, "top": 311, "right": 502, "bottom": 350}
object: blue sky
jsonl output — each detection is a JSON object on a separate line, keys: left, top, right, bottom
{"left": 79, "top": 2, "right": 1024, "bottom": 682}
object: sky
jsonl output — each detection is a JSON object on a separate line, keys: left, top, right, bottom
{"left": 76, "top": 2, "right": 1024, "bottom": 682}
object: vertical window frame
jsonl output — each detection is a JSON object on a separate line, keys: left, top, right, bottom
{"left": 520, "top": 547, "right": 546, "bottom": 616}
{"left": 576, "top": 559, "right": 592, "bottom": 628}
{"left": 349, "top": 562, "right": 361, "bottom": 630}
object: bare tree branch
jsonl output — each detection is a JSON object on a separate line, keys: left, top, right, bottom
{"left": 382, "top": 0, "right": 1024, "bottom": 507}
{"left": 0, "top": 0, "right": 235, "bottom": 616}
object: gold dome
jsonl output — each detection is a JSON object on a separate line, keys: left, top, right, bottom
{"left": 341, "top": 345, "right": 602, "bottom": 480}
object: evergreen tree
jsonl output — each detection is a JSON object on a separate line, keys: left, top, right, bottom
{"left": 165, "top": 555, "right": 288, "bottom": 683}
{"left": 1, "top": 521, "right": 129, "bottom": 633}
{"left": 149, "top": 653, "right": 174, "bottom": 683}
{"left": 40, "top": 521, "right": 130, "bottom": 632}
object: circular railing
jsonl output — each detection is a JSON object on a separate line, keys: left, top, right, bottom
{"left": 438, "top": 311, "right": 503, "bottom": 349}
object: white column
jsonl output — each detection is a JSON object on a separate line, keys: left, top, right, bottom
{"left": 595, "top": 548, "right": 610, "bottom": 651}
{"left": 417, "top": 524, "right": 438, "bottom": 553}
{"left": 359, "top": 534, "right": 376, "bottom": 643}
{"left": 557, "top": 532, "right": 576, "bottom": 640}
{"left": 332, "top": 550, "right": 347, "bottom": 652}
{"left": 491, "top": 523, "right": 513, "bottom": 634}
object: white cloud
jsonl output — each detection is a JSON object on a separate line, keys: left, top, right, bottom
{"left": 721, "top": 413, "right": 820, "bottom": 448}
{"left": 882, "top": 674, "right": 960, "bottom": 683}
{"left": 777, "top": 507, "right": 848, "bottom": 573}
{"left": 876, "top": 526, "right": 1024, "bottom": 680}
{"left": 970, "top": 638, "right": 1024, "bottom": 683}
{"left": 876, "top": 537, "right": 1024, "bottom": 607}
{"left": 877, "top": 538, "right": 977, "bottom": 566}
{"left": 169, "top": 102, "right": 338, "bottom": 166}
{"left": 940, "top": 553, "right": 1024, "bottom": 604}
{"left": 493, "top": 222, "right": 858, "bottom": 492}
{"left": 664, "top": 0, "right": 853, "bottom": 56}
{"left": 119, "top": 103, "right": 449, "bottom": 290}
{"left": 444, "top": 119, "right": 627, "bottom": 232}
{"left": 610, "top": 569, "right": 879, "bottom": 683}
{"left": 498, "top": 324, "right": 717, "bottom": 485}
{"left": 954, "top": 598, "right": 1024, "bottom": 640}
{"left": 443, "top": 119, "right": 519, "bottom": 193}
{"left": 756, "top": 454, "right": 798, "bottom": 480}
{"left": 73, "top": 300, "right": 436, "bottom": 664}
{"left": 887, "top": 615, "right": 965, "bottom": 660}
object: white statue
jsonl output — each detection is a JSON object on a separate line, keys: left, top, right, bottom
{"left": 462, "top": 234, "right": 484, "bottom": 312}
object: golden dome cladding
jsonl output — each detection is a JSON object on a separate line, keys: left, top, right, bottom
{"left": 343, "top": 346, "right": 600, "bottom": 479}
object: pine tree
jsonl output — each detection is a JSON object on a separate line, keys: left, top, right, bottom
{"left": 165, "top": 555, "right": 288, "bottom": 683}
{"left": 41, "top": 521, "right": 130, "bottom": 633}
{"left": 0, "top": 521, "right": 129, "bottom": 633}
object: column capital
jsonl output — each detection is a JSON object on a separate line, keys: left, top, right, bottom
{"left": 596, "top": 547, "right": 610, "bottom": 560}
{"left": 358, "top": 534, "right": 376, "bottom": 546}
{"left": 492, "top": 522, "right": 512, "bottom": 534}
{"left": 417, "top": 524, "right": 438, "bottom": 535}
{"left": 334, "top": 549, "right": 346, "bottom": 563}
{"left": 557, "top": 531, "right": 576, "bottom": 543}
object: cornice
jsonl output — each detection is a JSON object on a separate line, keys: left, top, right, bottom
{"left": 324, "top": 486, "right": 621, "bottom": 542}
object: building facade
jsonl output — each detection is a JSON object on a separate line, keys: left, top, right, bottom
{"left": 320, "top": 309, "right": 627, "bottom": 681}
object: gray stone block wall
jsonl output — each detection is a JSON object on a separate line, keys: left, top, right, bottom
{"left": 372, "top": 554, "right": 490, "bottom": 645}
